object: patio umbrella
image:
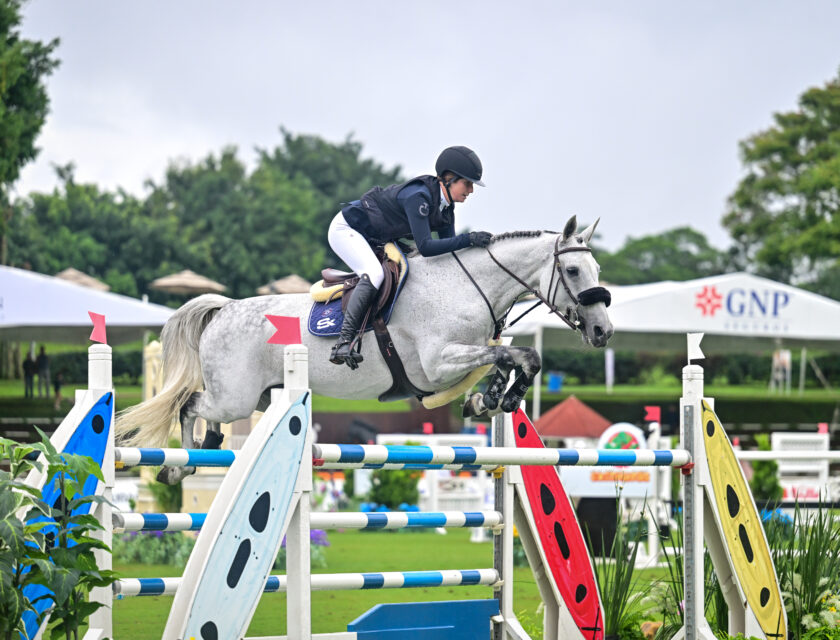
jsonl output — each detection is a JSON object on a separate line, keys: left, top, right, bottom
{"left": 150, "top": 270, "right": 227, "bottom": 295}
{"left": 55, "top": 268, "right": 110, "bottom": 292}
{"left": 257, "top": 274, "right": 311, "bottom": 295}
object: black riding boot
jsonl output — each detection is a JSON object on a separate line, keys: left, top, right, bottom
{"left": 330, "top": 274, "right": 379, "bottom": 369}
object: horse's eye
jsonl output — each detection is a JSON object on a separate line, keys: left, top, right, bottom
{"left": 566, "top": 266, "right": 579, "bottom": 277}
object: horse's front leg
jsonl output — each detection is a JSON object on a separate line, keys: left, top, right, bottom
{"left": 500, "top": 347, "right": 542, "bottom": 412}
{"left": 431, "top": 344, "right": 538, "bottom": 417}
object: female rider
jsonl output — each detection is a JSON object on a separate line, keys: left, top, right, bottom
{"left": 328, "top": 145, "right": 493, "bottom": 369}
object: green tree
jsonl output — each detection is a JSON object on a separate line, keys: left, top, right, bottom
{"left": 257, "top": 129, "right": 403, "bottom": 266}
{"left": 8, "top": 164, "right": 179, "bottom": 298}
{"left": 7, "top": 131, "right": 405, "bottom": 301}
{"left": 597, "top": 227, "right": 730, "bottom": 285}
{"left": 142, "top": 147, "right": 325, "bottom": 298}
{"left": 723, "top": 68, "right": 840, "bottom": 297}
{"left": 0, "top": 0, "right": 59, "bottom": 264}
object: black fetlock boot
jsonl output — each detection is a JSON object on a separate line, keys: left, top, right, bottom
{"left": 330, "top": 274, "right": 379, "bottom": 369}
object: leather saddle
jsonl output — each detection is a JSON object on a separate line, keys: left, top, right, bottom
{"left": 308, "top": 242, "right": 429, "bottom": 402}
{"left": 310, "top": 242, "right": 406, "bottom": 317}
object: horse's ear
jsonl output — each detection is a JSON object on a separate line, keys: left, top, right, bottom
{"left": 580, "top": 218, "right": 600, "bottom": 244}
{"left": 562, "top": 215, "right": 577, "bottom": 242}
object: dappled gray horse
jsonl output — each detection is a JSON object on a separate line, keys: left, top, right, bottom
{"left": 117, "top": 216, "right": 613, "bottom": 483}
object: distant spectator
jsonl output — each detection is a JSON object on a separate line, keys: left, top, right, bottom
{"left": 22, "top": 353, "right": 37, "bottom": 398}
{"left": 53, "top": 371, "right": 64, "bottom": 410}
{"left": 36, "top": 346, "right": 50, "bottom": 398}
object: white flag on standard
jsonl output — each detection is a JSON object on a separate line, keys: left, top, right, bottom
{"left": 687, "top": 333, "right": 705, "bottom": 362}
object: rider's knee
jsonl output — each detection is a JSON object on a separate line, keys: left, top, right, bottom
{"left": 365, "top": 269, "right": 385, "bottom": 289}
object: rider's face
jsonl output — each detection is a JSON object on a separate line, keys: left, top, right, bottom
{"left": 447, "top": 178, "right": 474, "bottom": 203}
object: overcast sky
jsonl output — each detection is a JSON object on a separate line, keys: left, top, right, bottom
{"left": 15, "top": 1, "right": 840, "bottom": 250}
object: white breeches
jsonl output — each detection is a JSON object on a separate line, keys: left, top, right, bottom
{"left": 328, "top": 212, "right": 384, "bottom": 289}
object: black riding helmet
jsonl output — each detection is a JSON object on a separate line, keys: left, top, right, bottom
{"left": 435, "top": 146, "right": 485, "bottom": 187}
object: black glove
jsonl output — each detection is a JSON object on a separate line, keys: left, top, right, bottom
{"left": 468, "top": 231, "right": 493, "bottom": 248}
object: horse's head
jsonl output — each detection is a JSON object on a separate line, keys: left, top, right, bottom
{"left": 540, "top": 215, "right": 614, "bottom": 348}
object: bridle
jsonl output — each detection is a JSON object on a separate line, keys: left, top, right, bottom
{"left": 452, "top": 234, "right": 612, "bottom": 338}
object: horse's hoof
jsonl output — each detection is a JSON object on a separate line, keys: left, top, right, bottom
{"left": 201, "top": 430, "right": 225, "bottom": 450}
{"left": 483, "top": 393, "right": 500, "bottom": 411}
{"left": 462, "top": 394, "right": 487, "bottom": 419}
{"left": 501, "top": 395, "right": 523, "bottom": 413}
{"left": 156, "top": 465, "right": 196, "bottom": 485}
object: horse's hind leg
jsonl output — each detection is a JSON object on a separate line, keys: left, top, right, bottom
{"left": 157, "top": 392, "right": 221, "bottom": 485}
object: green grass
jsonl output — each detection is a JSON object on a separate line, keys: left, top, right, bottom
{"left": 111, "top": 529, "right": 543, "bottom": 638}
{"left": 310, "top": 393, "right": 412, "bottom": 412}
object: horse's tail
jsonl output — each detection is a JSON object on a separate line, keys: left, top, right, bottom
{"left": 116, "top": 294, "right": 232, "bottom": 447}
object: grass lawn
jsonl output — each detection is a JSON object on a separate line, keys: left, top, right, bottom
{"left": 111, "top": 529, "right": 546, "bottom": 638}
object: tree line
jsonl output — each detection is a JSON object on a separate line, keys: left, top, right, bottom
{"left": 2, "top": 0, "right": 839, "bottom": 302}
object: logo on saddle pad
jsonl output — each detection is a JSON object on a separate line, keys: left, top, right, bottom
{"left": 316, "top": 317, "right": 337, "bottom": 331}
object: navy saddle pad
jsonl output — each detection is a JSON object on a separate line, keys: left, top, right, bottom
{"left": 308, "top": 253, "right": 409, "bottom": 338}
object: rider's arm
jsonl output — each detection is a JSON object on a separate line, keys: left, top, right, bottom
{"left": 437, "top": 222, "right": 456, "bottom": 239}
{"left": 399, "top": 188, "right": 470, "bottom": 256}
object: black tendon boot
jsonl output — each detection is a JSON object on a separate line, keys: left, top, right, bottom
{"left": 329, "top": 274, "right": 379, "bottom": 369}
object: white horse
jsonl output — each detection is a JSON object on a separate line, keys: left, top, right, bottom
{"left": 117, "top": 216, "right": 613, "bottom": 483}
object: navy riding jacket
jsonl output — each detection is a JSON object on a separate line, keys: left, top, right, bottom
{"left": 342, "top": 175, "right": 471, "bottom": 257}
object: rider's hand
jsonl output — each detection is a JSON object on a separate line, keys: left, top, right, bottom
{"left": 468, "top": 231, "right": 493, "bottom": 248}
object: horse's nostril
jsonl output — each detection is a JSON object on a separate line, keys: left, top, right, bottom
{"left": 594, "top": 325, "right": 604, "bottom": 337}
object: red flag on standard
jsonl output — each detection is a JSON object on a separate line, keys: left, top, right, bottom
{"left": 89, "top": 312, "right": 107, "bottom": 344}
{"left": 643, "top": 406, "right": 661, "bottom": 423}
{"left": 266, "top": 315, "right": 302, "bottom": 345}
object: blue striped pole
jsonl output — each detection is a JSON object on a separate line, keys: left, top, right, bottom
{"left": 116, "top": 445, "right": 690, "bottom": 470}
{"left": 114, "top": 569, "right": 499, "bottom": 598}
{"left": 312, "top": 443, "right": 691, "bottom": 469}
{"left": 113, "top": 510, "right": 504, "bottom": 532}
{"left": 113, "top": 512, "right": 206, "bottom": 532}
{"left": 115, "top": 448, "right": 236, "bottom": 468}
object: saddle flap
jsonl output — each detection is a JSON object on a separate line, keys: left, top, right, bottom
{"left": 308, "top": 242, "right": 409, "bottom": 337}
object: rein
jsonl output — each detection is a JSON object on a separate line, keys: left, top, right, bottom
{"left": 453, "top": 235, "right": 611, "bottom": 337}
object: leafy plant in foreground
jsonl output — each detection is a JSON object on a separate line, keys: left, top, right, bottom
{"left": 0, "top": 432, "right": 118, "bottom": 640}
{"left": 590, "top": 500, "right": 653, "bottom": 640}
{"left": 766, "top": 500, "right": 840, "bottom": 639}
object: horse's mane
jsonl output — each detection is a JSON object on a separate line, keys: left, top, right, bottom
{"left": 489, "top": 230, "right": 558, "bottom": 243}
{"left": 406, "top": 230, "right": 561, "bottom": 257}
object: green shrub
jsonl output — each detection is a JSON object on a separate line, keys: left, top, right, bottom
{"left": 368, "top": 468, "right": 420, "bottom": 509}
{"left": 113, "top": 530, "right": 196, "bottom": 566}
{"left": 50, "top": 349, "right": 143, "bottom": 385}
{"left": 802, "top": 626, "right": 840, "bottom": 639}
{"left": 749, "top": 434, "right": 782, "bottom": 501}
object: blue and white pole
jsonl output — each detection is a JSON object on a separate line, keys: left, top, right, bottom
{"left": 312, "top": 443, "right": 691, "bottom": 470}
{"left": 115, "top": 447, "right": 236, "bottom": 468}
{"left": 114, "top": 510, "right": 504, "bottom": 532}
{"left": 114, "top": 569, "right": 500, "bottom": 598}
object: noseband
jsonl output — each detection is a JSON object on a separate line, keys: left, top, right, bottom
{"left": 544, "top": 236, "right": 612, "bottom": 329}
{"left": 454, "top": 235, "right": 611, "bottom": 337}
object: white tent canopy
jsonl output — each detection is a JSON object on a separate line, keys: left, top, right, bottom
{"left": 0, "top": 266, "right": 174, "bottom": 345}
{"left": 506, "top": 273, "right": 840, "bottom": 354}
{"left": 505, "top": 272, "right": 840, "bottom": 418}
